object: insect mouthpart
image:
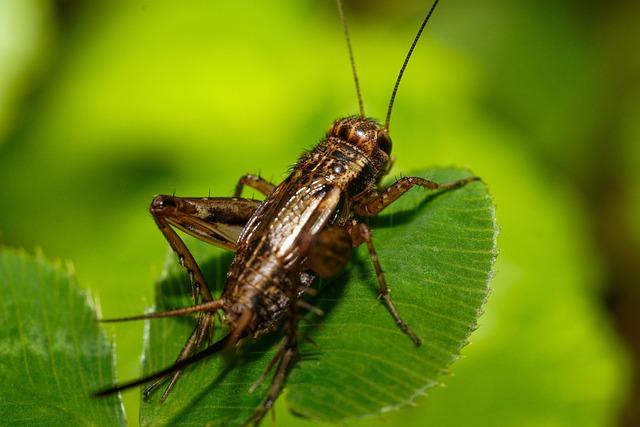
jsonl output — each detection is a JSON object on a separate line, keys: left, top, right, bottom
{"left": 329, "top": 116, "right": 393, "bottom": 156}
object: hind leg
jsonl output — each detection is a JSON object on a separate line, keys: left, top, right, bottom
{"left": 245, "top": 276, "right": 301, "bottom": 425}
{"left": 245, "top": 327, "right": 298, "bottom": 426}
{"left": 98, "top": 197, "right": 259, "bottom": 399}
{"left": 143, "top": 196, "right": 263, "bottom": 399}
{"left": 150, "top": 195, "right": 260, "bottom": 301}
{"left": 143, "top": 312, "right": 214, "bottom": 400}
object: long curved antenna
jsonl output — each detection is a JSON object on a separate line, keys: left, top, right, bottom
{"left": 385, "top": 0, "right": 440, "bottom": 131}
{"left": 336, "top": 0, "right": 365, "bottom": 117}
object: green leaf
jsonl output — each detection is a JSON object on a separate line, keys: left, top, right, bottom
{"left": 140, "top": 168, "right": 497, "bottom": 426}
{"left": 0, "top": 248, "right": 126, "bottom": 426}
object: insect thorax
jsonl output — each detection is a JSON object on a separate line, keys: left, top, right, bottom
{"left": 289, "top": 117, "right": 391, "bottom": 198}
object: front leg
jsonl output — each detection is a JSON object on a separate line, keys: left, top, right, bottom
{"left": 348, "top": 221, "right": 422, "bottom": 345}
{"left": 354, "top": 175, "right": 479, "bottom": 216}
{"left": 305, "top": 222, "right": 421, "bottom": 345}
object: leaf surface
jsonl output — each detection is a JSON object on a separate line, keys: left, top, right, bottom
{"left": 140, "top": 168, "right": 497, "bottom": 426}
{"left": 0, "top": 249, "right": 126, "bottom": 426}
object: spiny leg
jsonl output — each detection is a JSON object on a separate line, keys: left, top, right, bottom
{"left": 141, "top": 196, "right": 258, "bottom": 398}
{"left": 247, "top": 299, "right": 322, "bottom": 396}
{"left": 94, "top": 332, "right": 233, "bottom": 398}
{"left": 248, "top": 337, "right": 287, "bottom": 394}
{"left": 103, "top": 305, "right": 218, "bottom": 400}
{"left": 245, "top": 328, "right": 298, "bottom": 425}
{"left": 150, "top": 195, "right": 260, "bottom": 300}
{"left": 143, "top": 312, "right": 214, "bottom": 400}
{"left": 97, "top": 296, "right": 223, "bottom": 399}
{"left": 152, "top": 197, "right": 215, "bottom": 303}
{"left": 245, "top": 276, "right": 301, "bottom": 425}
{"left": 348, "top": 221, "right": 421, "bottom": 345}
{"left": 248, "top": 342, "right": 297, "bottom": 425}
{"left": 100, "top": 309, "right": 254, "bottom": 400}
{"left": 105, "top": 300, "right": 223, "bottom": 400}
{"left": 234, "top": 174, "right": 276, "bottom": 198}
{"left": 354, "top": 175, "right": 479, "bottom": 216}
{"left": 166, "top": 196, "right": 261, "bottom": 250}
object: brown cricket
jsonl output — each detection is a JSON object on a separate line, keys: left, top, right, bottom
{"left": 95, "top": 0, "right": 478, "bottom": 423}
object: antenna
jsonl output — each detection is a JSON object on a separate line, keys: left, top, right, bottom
{"left": 336, "top": 0, "right": 365, "bottom": 117}
{"left": 385, "top": 0, "right": 440, "bottom": 131}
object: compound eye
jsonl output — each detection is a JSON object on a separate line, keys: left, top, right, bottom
{"left": 377, "top": 131, "right": 392, "bottom": 155}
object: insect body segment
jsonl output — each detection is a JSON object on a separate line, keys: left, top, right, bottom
{"left": 329, "top": 116, "right": 392, "bottom": 157}
{"left": 95, "top": 0, "right": 480, "bottom": 424}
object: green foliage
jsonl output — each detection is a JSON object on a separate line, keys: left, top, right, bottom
{"left": 0, "top": 249, "right": 125, "bottom": 426}
{"left": 140, "top": 168, "right": 496, "bottom": 426}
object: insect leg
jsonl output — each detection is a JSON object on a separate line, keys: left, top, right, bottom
{"left": 348, "top": 221, "right": 422, "bottom": 345}
{"left": 150, "top": 195, "right": 260, "bottom": 301}
{"left": 94, "top": 332, "right": 232, "bottom": 398}
{"left": 248, "top": 337, "right": 287, "bottom": 394}
{"left": 143, "top": 312, "right": 214, "bottom": 400}
{"left": 246, "top": 276, "right": 301, "bottom": 425}
{"left": 305, "top": 225, "right": 353, "bottom": 278}
{"left": 248, "top": 344, "right": 296, "bottom": 425}
{"left": 234, "top": 174, "right": 276, "bottom": 197}
{"left": 120, "top": 196, "right": 258, "bottom": 398}
{"left": 96, "top": 310, "right": 255, "bottom": 400}
{"left": 248, "top": 297, "right": 323, "bottom": 395}
{"left": 353, "top": 175, "right": 479, "bottom": 216}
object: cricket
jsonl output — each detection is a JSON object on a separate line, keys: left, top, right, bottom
{"left": 95, "top": 0, "right": 479, "bottom": 424}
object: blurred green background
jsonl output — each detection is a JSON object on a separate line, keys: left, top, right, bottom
{"left": 1, "top": 0, "right": 638, "bottom": 426}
